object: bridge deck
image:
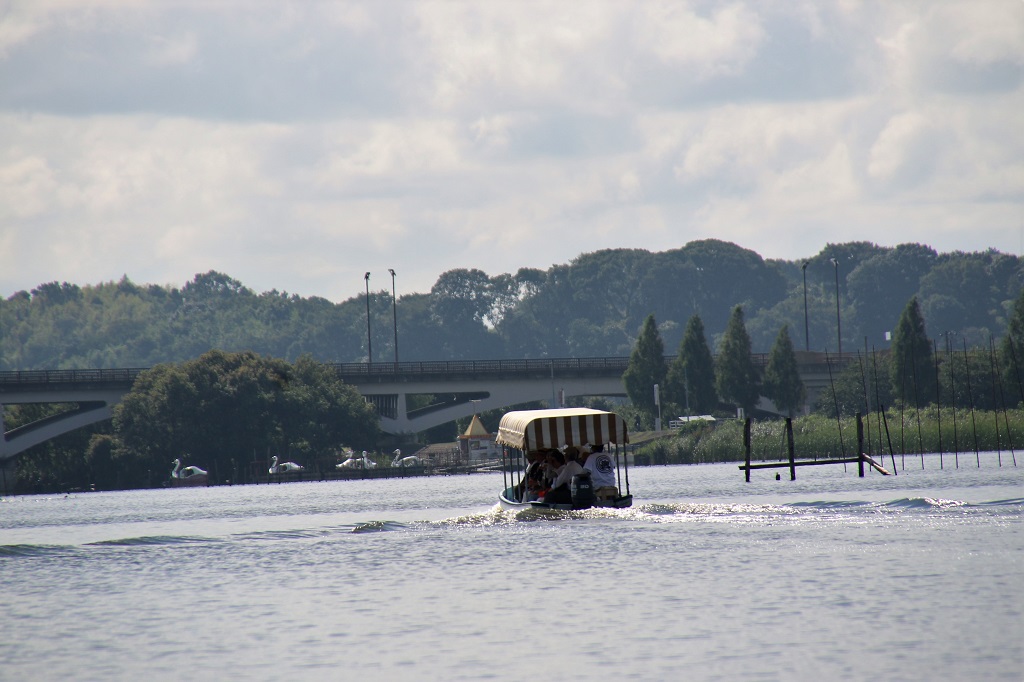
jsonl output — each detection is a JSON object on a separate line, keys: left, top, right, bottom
{"left": 1, "top": 354, "right": 820, "bottom": 389}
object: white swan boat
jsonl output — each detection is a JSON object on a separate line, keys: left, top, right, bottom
{"left": 170, "top": 458, "right": 209, "bottom": 487}
{"left": 496, "top": 408, "right": 633, "bottom": 511}
{"left": 269, "top": 455, "right": 304, "bottom": 474}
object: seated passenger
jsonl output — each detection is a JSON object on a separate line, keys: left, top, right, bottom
{"left": 582, "top": 444, "right": 618, "bottom": 500}
{"left": 517, "top": 450, "right": 546, "bottom": 502}
{"left": 540, "top": 449, "right": 560, "bottom": 488}
{"left": 542, "top": 447, "right": 584, "bottom": 505}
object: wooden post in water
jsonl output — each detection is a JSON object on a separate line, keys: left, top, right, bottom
{"left": 963, "top": 338, "right": 981, "bottom": 467}
{"left": 744, "top": 418, "right": 751, "bottom": 482}
{"left": 786, "top": 417, "right": 796, "bottom": 481}
{"left": 857, "top": 412, "right": 865, "bottom": 478}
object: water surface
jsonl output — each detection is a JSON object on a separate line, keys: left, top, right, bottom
{"left": 2, "top": 455, "right": 1021, "bottom": 681}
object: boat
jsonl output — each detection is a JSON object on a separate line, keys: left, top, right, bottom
{"left": 496, "top": 407, "right": 632, "bottom": 510}
{"left": 170, "top": 458, "right": 209, "bottom": 487}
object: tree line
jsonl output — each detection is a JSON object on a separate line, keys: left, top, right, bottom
{"left": 621, "top": 292, "right": 1024, "bottom": 428}
{"left": 6, "top": 291, "right": 1022, "bottom": 494}
{"left": 1, "top": 240, "right": 1020, "bottom": 371}
{"left": 8, "top": 351, "right": 380, "bottom": 493}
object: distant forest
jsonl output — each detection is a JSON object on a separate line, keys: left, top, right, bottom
{"left": 1, "top": 239, "right": 1020, "bottom": 371}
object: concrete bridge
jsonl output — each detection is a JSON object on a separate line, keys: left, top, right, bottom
{"left": 0, "top": 353, "right": 854, "bottom": 461}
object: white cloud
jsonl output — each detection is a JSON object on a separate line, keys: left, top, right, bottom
{"left": 0, "top": 0, "right": 1020, "bottom": 301}
{"left": 635, "top": 2, "right": 764, "bottom": 77}
{"left": 867, "top": 111, "right": 937, "bottom": 184}
{"left": 145, "top": 31, "right": 198, "bottom": 66}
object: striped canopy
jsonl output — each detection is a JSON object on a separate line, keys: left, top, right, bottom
{"left": 495, "top": 408, "right": 629, "bottom": 451}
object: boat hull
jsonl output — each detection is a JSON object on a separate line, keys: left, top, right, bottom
{"left": 170, "top": 475, "right": 209, "bottom": 487}
{"left": 499, "top": 487, "right": 632, "bottom": 511}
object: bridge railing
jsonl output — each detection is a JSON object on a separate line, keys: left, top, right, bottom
{"left": 0, "top": 353, "right": 860, "bottom": 389}
{"left": 0, "top": 367, "right": 146, "bottom": 388}
{"left": 330, "top": 356, "right": 635, "bottom": 380}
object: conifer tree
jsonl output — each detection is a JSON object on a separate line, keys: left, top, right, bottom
{"left": 763, "top": 325, "right": 805, "bottom": 417}
{"left": 889, "top": 297, "right": 935, "bottom": 405}
{"left": 623, "top": 314, "right": 667, "bottom": 419}
{"left": 715, "top": 306, "right": 761, "bottom": 415}
{"left": 999, "top": 288, "right": 1024, "bottom": 406}
{"left": 666, "top": 314, "right": 717, "bottom": 414}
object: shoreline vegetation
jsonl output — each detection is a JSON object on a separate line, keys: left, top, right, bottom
{"left": 633, "top": 409, "right": 1024, "bottom": 467}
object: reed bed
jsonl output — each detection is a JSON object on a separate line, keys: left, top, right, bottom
{"left": 635, "top": 409, "right": 1023, "bottom": 467}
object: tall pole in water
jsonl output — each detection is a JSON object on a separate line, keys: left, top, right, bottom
{"left": 364, "top": 272, "right": 372, "bottom": 363}
{"left": 802, "top": 261, "right": 810, "bottom": 351}
{"left": 388, "top": 268, "right": 398, "bottom": 363}
{"left": 830, "top": 257, "right": 842, "bottom": 356}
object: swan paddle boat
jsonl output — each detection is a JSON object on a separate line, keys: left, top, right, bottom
{"left": 269, "top": 455, "right": 304, "bottom": 474}
{"left": 170, "top": 458, "right": 209, "bottom": 487}
{"left": 337, "top": 451, "right": 378, "bottom": 469}
{"left": 391, "top": 449, "right": 424, "bottom": 468}
{"left": 496, "top": 408, "right": 632, "bottom": 511}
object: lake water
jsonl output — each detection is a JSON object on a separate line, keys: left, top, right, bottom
{"left": 2, "top": 454, "right": 1021, "bottom": 681}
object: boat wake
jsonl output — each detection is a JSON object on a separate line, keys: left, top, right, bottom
{"left": 349, "top": 520, "right": 408, "bottom": 533}
{"left": 0, "top": 544, "right": 77, "bottom": 558}
{"left": 87, "top": 535, "right": 215, "bottom": 547}
{"left": 424, "top": 494, "right": 1024, "bottom": 528}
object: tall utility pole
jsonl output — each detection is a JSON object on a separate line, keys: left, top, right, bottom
{"left": 364, "top": 272, "right": 372, "bottom": 363}
{"left": 830, "top": 258, "right": 842, "bottom": 356}
{"left": 802, "top": 261, "right": 810, "bottom": 352}
{"left": 388, "top": 268, "right": 398, "bottom": 363}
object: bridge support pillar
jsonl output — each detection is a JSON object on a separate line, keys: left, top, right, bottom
{"left": 0, "top": 457, "right": 15, "bottom": 497}
{"left": 397, "top": 392, "right": 407, "bottom": 422}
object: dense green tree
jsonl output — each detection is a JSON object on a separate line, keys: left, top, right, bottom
{"left": 847, "top": 243, "right": 938, "bottom": 345}
{"left": 428, "top": 269, "right": 504, "bottom": 359}
{"left": 999, "top": 288, "right": 1024, "bottom": 408}
{"left": 280, "top": 355, "right": 381, "bottom": 456}
{"left": 715, "top": 306, "right": 760, "bottom": 415}
{"left": 889, "top": 297, "right": 936, "bottom": 406}
{"left": 112, "top": 350, "right": 379, "bottom": 487}
{"left": 665, "top": 315, "right": 717, "bottom": 415}
{"left": 568, "top": 249, "right": 651, "bottom": 352}
{"left": 762, "top": 326, "right": 805, "bottom": 417}
{"left": 670, "top": 239, "right": 787, "bottom": 338}
{"left": 623, "top": 314, "right": 667, "bottom": 421}
{"left": 496, "top": 264, "right": 577, "bottom": 358}
{"left": 635, "top": 254, "right": 703, "bottom": 351}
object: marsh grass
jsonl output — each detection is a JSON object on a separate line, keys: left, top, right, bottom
{"left": 636, "top": 408, "right": 1024, "bottom": 467}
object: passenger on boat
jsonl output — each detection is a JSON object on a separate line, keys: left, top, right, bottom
{"left": 542, "top": 447, "right": 584, "bottom": 505}
{"left": 581, "top": 444, "right": 618, "bottom": 501}
{"left": 539, "top": 449, "right": 559, "bottom": 488}
{"left": 517, "top": 450, "right": 547, "bottom": 502}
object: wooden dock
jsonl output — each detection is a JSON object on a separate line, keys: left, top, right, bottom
{"left": 739, "top": 415, "right": 892, "bottom": 481}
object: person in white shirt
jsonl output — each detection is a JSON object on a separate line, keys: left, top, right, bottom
{"left": 581, "top": 444, "right": 618, "bottom": 499}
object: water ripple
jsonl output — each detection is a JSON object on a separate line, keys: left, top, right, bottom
{"left": 0, "top": 544, "right": 79, "bottom": 557}
{"left": 349, "top": 520, "right": 408, "bottom": 533}
{"left": 86, "top": 535, "right": 216, "bottom": 547}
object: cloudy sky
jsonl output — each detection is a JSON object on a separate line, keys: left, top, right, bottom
{"left": 1, "top": 1, "right": 1022, "bottom": 302}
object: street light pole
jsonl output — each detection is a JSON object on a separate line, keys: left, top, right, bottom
{"left": 364, "top": 272, "right": 372, "bottom": 363}
{"left": 802, "top": 261, "right": 810, "bottom": 352}
{"left": 830, "top": 258, "right": 841, "bottom": 356}
{"left": 388, "top": 268, "right": 398, "bottom": 363}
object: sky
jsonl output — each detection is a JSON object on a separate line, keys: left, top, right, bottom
{"left": 1, "top": 1, "right": 1022, "bottom": 303}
